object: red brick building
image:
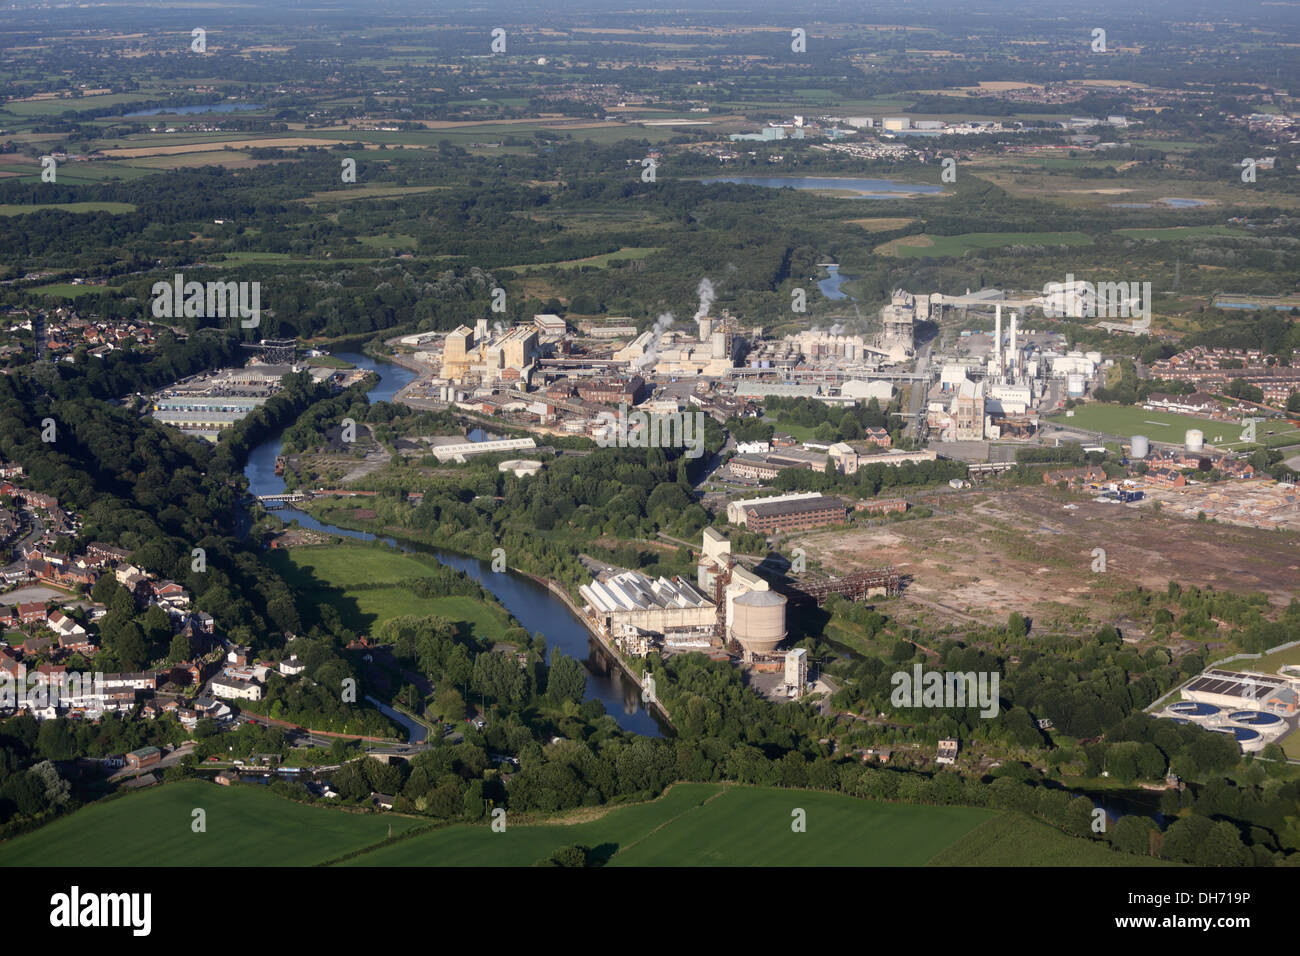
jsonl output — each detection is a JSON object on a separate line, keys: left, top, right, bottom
{"left": 740, "top": 495, "right": 848, "bottom": 533}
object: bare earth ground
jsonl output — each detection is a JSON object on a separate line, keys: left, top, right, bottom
{"left": 787, "top": 487, "right": 1300, "bottom": 633}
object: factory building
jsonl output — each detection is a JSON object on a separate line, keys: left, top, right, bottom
{"left": 950, "top": 379, "right": 986, "bottom": 441}
{"left": 726, "top": 491, "right": 824, "bottom": 525}
{"left": 785, "top": 647, "right": 808, "bottom": 697}
{"left": 440, "top": 321, "right": 541, "bottom": 386}
{"left": 431, "top": 437, "right": 538, "bottom": 463}
{"left": 875, "top": 290, "right": 923, "bottom": 363}
{"left": 738, "top": 495, "right": 848, "bottom": 533}
{"left": 579, "top": 571, "right": 715, "bottom": 636}
{"left": 696, "top": 528, "right": 789, "bottom": 659}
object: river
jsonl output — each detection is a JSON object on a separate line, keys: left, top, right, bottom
{"left": 243, "top": 351, "right": 664, "bottom": 737}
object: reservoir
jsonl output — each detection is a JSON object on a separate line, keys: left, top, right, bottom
{"left": 125, "top": 103, "right": 265, "bottom": 117}
{"left": 242, "top": 351, "right": 664, "bottom": 737}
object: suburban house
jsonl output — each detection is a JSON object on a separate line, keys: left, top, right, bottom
{"left": 210, "top": 677, "right": 263, "bottom": 702}
{"left": 16, "top": 602, "right": 47, "bottom": 624}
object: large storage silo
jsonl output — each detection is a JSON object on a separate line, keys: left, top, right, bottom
{"left": 1185, "top": 429, "right": 1204, "bottom": 452}
{"left": 731, "top": 590, "right": 787, "bottom": 656}
{"left": 1130, "top": 435, "right": 1150, "bottom": 459}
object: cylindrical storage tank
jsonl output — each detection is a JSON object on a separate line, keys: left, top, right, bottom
{"left": 1131, "top": 435, "right": 1149, "bottom": 460}
{"left": 1185, "top": 429, "right": 1204, "bottom": 452}
{"left": 1067, "top": 374, "right": 1085, "bottom": 397}
{"left": 731, "top": 589, "right": 787, "bottom": 656}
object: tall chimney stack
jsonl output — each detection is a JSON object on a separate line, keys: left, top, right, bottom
{"left": 1009, "top": 312, "right": 1019, "bottom": 374}
{"left": 993, "top": 305, "right": 1002, "bottom": 375}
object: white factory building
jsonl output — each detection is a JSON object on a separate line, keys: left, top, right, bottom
{"left": 580, "top": 571, "right": 715, "bottom": 636}
{"left": 579, "top": 529, "right": 788, "bottom": 661}
{"left": 431, "top": 437, "right": 537, "bottom": 463}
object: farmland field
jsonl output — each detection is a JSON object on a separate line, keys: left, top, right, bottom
{"left": 0, "top": 780, "right": 424, "bottom": 867}
{"left": 876, "top": 231, "right": 1092, "bottom": 258}
{"left": 929, "top": 812, "right": 1175, "bottom": 866}
{"left": 337, "top": 783, "right": 1152, "bottom": 866}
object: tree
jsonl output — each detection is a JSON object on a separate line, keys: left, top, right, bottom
{"left": 1007, "top": 612, "right": 1028, "bottom": 638}
{"left": 539, "top": 844, "right": 590, "bottom": 867}
{"left": 167, "top": 633, "right": 192, "bottom": 665}
{"left": 547, "top": 650, "right": 587, "bottom": 704}
{"left": 431, "top": 686, "right": 465, "bottom": 723}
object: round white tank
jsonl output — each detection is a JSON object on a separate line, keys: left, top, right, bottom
{"left": 1131, "top": 435, "right": 1149, "bottom": 459}
{"left": 731, "top": 590, "right": 787, "bottom": 655}
{"left": 1185, "top": 429, "right": 1204, "bottom": 452}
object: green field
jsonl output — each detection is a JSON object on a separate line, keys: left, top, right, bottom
{"left": 343, "top": 783, "right": 997, "bottom": 866}
{"left": 0, "top": 779, "right": 1166, "bottom": 867}
{"left": 0, "top": 201, "right": 136, "bottom": 216}
{"left": 929, "top": 811, "right": 1174, "bottom": 866}
{"left": 1114, "top": 225, "right": 1248, "bottom": 240}
{"left": 28, "top": 283, "right": 123, "bottom": 298}
{"left": 340, "top": 783, "right": 1159, "bottom": 867}
{"left": 0, "top": 780, "right": 424, "bottom": 867}
{"left": 504, "top": 246, "right": 662, "bottom": 271}
{"left": 1049, "top": 403, "right": 1230, "bottom": 445}
{"left": 266, "top": 543, "right": 514, "bottom": 639}
{"left": 881, "top": 231, "right": 1092, "bottom": 258}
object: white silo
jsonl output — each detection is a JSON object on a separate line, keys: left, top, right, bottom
{"left": 1131, "top": 435, "right": 1149, "bottom": 460}
{"left": 731, "top": 590, "right": 787, "bottom": 656}
{"left": 1185, "top": 429, "right": 1204, "bottom": 452}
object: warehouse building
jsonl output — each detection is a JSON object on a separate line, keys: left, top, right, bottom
{"left": 726, "top": 491, "right": 824, "bottom": 525}
{"left": 739, "top": 495, "right": 848, "bottom": 533}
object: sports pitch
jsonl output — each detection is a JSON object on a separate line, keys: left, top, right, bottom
{"left": 1049, "top": 403, "right": 1239, "bottom": 446}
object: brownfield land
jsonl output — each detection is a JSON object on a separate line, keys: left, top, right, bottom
{"left": 786, "top": 487, "right": 1300, "bottom": 634}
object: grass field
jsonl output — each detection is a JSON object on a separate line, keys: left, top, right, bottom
{"left": 0, "top": 779, "right": 1167, "bottom": 867}
{"left": 0, "top": 780, "right": 424, "bottom": 867}
{"left": 1049, "top": 403, "right": 1229, "bottom": 445}
{"left": 266, "top": 543, "right": 514, "bottom": 639}
{"left": 929, "top": 812, "right": 1174, "bottom": 866}
{"left": 339, "top": 782, "right": 1158, "bottom": 866}
{"left": 341, "top": 783, "right": 997, "bottom": 866}
{"left": 0, "top": 201, "right": 136, "bottom": 216}
{"left": 1114, "top": 225, "right": 1248, "bottom": 240}
{"left": 503, "top": 246, "right": 662, "bottom": 271}
{"left": 876, "top": 231, "right": 1092, "bottom": 258}
{"left": 27, "top": 283, "right": 123, "bottom": 298}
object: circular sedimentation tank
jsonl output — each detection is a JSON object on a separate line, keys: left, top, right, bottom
{"left": 1169, "top": 701, "right": 1220, "bottom": 718}
{"left": 1211, "top": 725, "right": 1261, "bottom": 743}
{"left": 1228, "top": 710, "right": 1282, "bottom": 727}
